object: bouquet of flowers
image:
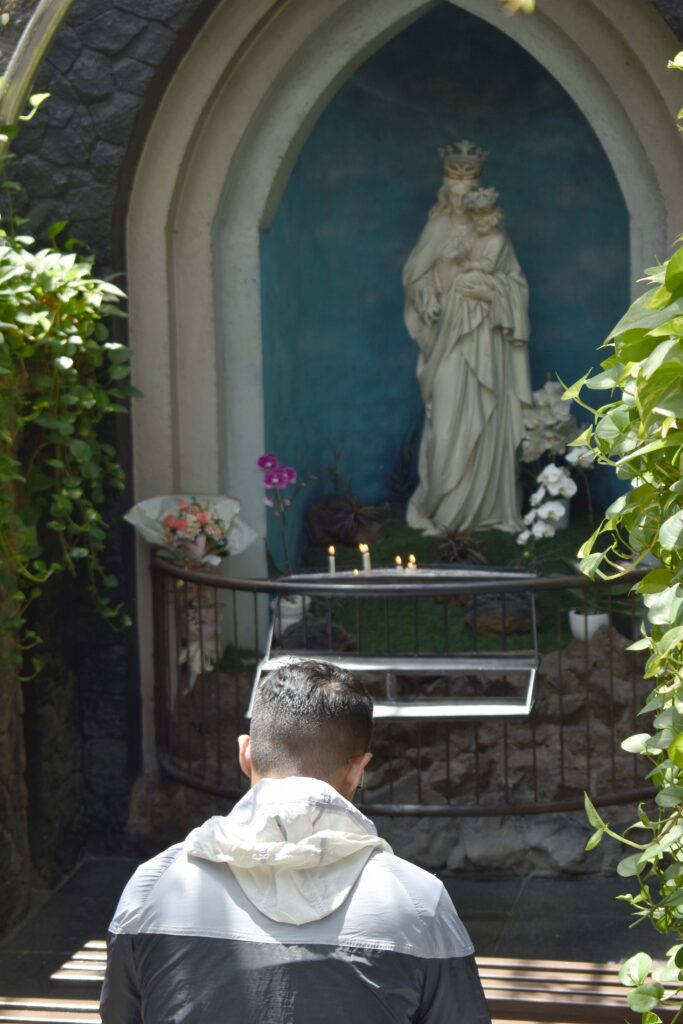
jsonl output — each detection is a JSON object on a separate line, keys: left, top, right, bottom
{"left": 125, "top": 495, "right": 257, "bottom": 689}
{"left": 124, "top": 494, "right": 256, "bottom": 568}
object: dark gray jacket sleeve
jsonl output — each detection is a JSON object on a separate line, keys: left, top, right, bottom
{"left": 417, "top": 885, "right": 491, "bottom": 1024}
{"left": 100, "top": 932, "right": 141, "bottom": 1024}
{"left": 418, "top": 952, "right": 491, "bottom": 1024}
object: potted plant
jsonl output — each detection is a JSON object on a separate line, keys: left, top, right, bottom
{"left": 565, "top": 579, "right": 609, "bottom": 642}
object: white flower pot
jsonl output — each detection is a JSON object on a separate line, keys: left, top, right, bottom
{"left": 272, "top": 595, "right": 311, "bottom": 639}
{"left": 568, "top": 609, "right": 609, "bottom": 642}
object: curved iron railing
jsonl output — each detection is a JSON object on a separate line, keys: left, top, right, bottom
{"left": 151, "top": 556, "right": 652, "bottom": 816}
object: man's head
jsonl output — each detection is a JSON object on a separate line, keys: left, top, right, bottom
{"left": 239, "top": 660, "right": 373, "bottom": 800}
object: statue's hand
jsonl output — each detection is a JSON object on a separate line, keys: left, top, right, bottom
{"left": 415, "top": 281, "right": 440, "bottom": 324}
{"left": 424, "top": 298, "right": 441, "bottom": 324}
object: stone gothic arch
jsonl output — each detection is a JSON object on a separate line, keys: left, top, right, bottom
{"left": 126, "top": 0, "right": 683, "bottom": 765}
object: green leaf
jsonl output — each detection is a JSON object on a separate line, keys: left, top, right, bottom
{"left": 584, "top": 366, "right": 621, "bottom": 390}
{"left": 608, "top": 291, "right": 683, "bottom": 341}
{"left": 68, "top": 438, "right": 92, "bottom": 462}
{"left": 645, "top": 284, "right": 673, "bottom": 311}
{"left": 654, "top": 394, "right": 683, "bottom": 418}
{"left": 643, "top": 584, "right": 683, "bottom": 626}
{"left": 639, "top": 568, "right": 673, "bottom": 594}
{"left": 620, "top": 952, "right": 653, "bottom": 987}
{"left": 585, "top": 828, "right": 604, "bottom": 851}
{"left": 642, "top": 337, "right": 683, "bottom": 380}
{"left": 594, "top": 406, "right": 632, "bottom": 446}
{"left": 47, "top": 220, "right": 68, "bottom": 247}
{"left": 617, "top": 853, "right": 643, "bottom": 877}
{"left": 668, "top": 732, "right": 683, "bottom": 769}
{"left": 655, "top": 785, "right": 683, "bottom": 808}
{"left": 584, "top": 792, "right": 606, "bottom": 830}
{"left": 108, "top": 363, "right": 130, "bottom": 381}
{"left": 577, "top": 523, "right": 603, "bottom": 561}
{"left": 616, "top": 433, "right": 683, "bottom": 466}
{"left": 621, "top": 733, "right": 652, "bottom": 754}
{"left": 627, "top": 984, "right": 664, "bottom": 1014}
{"left": 660, "top": 510, "right": 683, "bottom": 551}
{"left": 561, "top": 369, "right": 592, "bottom": 402}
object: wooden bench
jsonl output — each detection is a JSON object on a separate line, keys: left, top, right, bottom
{"left": 47, "top": 943, "right": 676, "bottom": 1023}
{"left": 478, "top": 956, "right": 675, "bottom": 1023}
{"left": 0, "top": 997, "right": 100, "bottom": 1022}
{"left": 49, "top": 942, "right": 105, "bottom": 988}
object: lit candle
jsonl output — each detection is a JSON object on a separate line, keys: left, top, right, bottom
{"left": 395, "top": 555, "right": 403, "bottom": 571}
{"left": 407, "top": 553, "right": 417, "bottom": 571}
{"left": 359, "top": 543, "right": 371, "bottom": 572}
{"left": 328, "top": 545, "right": 336, "bottom": 574}
{"left": 352, "top": 568, "right": 359, "bottom": 576}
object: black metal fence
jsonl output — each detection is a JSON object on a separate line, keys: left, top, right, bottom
{"left": 151, "top": 557, "right": 651, "bottom": 816}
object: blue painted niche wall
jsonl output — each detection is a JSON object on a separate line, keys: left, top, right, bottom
{"left": 260, "top": 2, "right": 629, "bottom": 567}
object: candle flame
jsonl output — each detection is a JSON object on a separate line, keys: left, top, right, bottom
{"left": 328, "top": 545, "right": 335, "bottom": 555}
{"left": 352, "top": 568, "right": 359, "bottom": 575}
{"left": 408, "top": 554, "right": 416, "bottom": 563}
{"left": 395, "top": 555, "right": 402, "bottom": 565}
{"left": 358, "top": 543, "right": 369, "bottom": 553}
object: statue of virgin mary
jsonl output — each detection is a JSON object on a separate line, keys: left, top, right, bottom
{"left": 403, "top": 141, "right": 532, "bottom": 535}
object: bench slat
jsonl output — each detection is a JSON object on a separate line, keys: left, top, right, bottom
{"left": 0, "top": 1001, "right": 99, "bottom": 1024}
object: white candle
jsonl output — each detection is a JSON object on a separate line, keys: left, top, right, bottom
{"left": 328, "top": 545, "right": 336, "bottom": 574}
{"left": 359, "top": 543, "right": 371, "bottom": 572}
{"left": 395, "top": 555, "right": 403, "bottom": 571}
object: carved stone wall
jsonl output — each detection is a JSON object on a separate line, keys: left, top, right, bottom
{"left": 1, "top": 0, "right": 219, "bottom": 928}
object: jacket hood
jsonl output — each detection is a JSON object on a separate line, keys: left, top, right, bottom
{"left": 184, "top": 777, "right": 392, "bottom": 925}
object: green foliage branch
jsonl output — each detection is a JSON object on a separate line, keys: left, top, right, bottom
{"left": 566, "top": 52, "right": 683, "bottom": 1023}
{"left": 0, "top": 105, "right": 132, "bottom": 672}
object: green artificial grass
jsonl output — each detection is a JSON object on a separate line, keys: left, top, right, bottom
{"left": 300, "top": 517, "right": 589, "bottom": 576}
{"left": 296, "top": 517, "right": 595, "bottom": 656}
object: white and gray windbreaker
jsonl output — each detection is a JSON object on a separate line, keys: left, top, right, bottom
{"left": 101, "top": 777, "right": 490, "bottom": 1024}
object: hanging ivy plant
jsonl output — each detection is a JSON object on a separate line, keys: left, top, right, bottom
{"left": 565, "top": 51, "right": 683, "bottom": 1023}
{"left": 0, "top": 162, "right": 131, "bottom": 670}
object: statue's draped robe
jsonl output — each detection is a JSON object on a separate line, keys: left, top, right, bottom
{"left": 404, "top": 211, "right": 531, "bottom": 534}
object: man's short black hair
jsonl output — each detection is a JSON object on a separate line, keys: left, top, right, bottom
{"left": 249, "top": 660, "right": 373, "bottom": 780}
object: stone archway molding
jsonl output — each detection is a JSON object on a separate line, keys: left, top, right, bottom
{"left": 127, "top": 0, "right": 683, "bottom": 767}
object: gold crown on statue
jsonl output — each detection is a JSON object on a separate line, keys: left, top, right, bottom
{"left": 439, "top": 140, "right": 488, "bottom": 180}
{"left": 464, "top": 186, "right": 500, "bottom": 214}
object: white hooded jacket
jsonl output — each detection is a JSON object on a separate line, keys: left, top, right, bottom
{"left": 185, "top": 777, "right": 392, "bottom": 925}
{"left": 102, "top": 777, "right": 490, "bottom": 1024}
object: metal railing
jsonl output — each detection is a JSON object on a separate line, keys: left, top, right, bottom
{"left": 151, "top": 556, "right": 651, "bottom": 816}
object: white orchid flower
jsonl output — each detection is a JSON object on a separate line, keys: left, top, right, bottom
{"left": 537, "top": 500, "right": 566, "bottom": 521}
{"left": 565, "top": 445, "right": 595, "bottom": 468}
{"left": 555, "top": 476, "right": 578, "bottom": 498}
{"left": 532, "top": 519, "right": 555, "bottom": 539}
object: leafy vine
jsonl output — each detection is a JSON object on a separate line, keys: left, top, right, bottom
{"left": 0, "top": 118, "right": 131, "bottom": 671}
{"left": 566, "top": 51, "right": 683, "bottom": 1023}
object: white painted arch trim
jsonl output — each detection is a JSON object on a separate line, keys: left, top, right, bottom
{"left": 127, "top": 0, "right": 683, "bottom": 768}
